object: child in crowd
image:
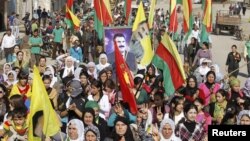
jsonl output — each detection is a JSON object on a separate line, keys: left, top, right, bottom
{"left": 0, "top": 108, "right": 28, "bottom": 140}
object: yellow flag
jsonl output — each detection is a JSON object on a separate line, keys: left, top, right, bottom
{"left": 132, "top": 2, "right": 146, "bottom": 31}
{"left": 132, "top": 1, "right": 153, "bottom": 66}
{"left": 28, "top": 66, "right": 61, "bottom": 141}
{"left": 66, "top": 6, "right": 81, "bottom": 27}
{"left": 148, "top": 0, "right": 157, "bottom": 29}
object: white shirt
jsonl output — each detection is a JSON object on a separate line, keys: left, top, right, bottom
{"left": 88, "top": 94, "right": 111, "bottom": 119}
{"left": 1, "top": 35, "right": 16, "bottom": 50}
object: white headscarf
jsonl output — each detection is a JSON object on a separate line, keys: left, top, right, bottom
{"left": 96, "top": 53, "right": 110, "bottom": 72}
{"left": 45, "top": 65, "right": 58, "bottom": 87}
{"left": 66, "top": 119, "right": 84, "bottom": 141}
{"left": 3, "top": 63, "right": 12, "bottom": 81}
{"left": 5, "top": 70, "right": 17, "bottom": 86}
{"left": 210, "top": 64, "right": 223, "bottom": 83}
{"left": 159, "top": 118, "right": 181, "bottom": 141}
{"left": 63, "top": 56, "right": 75, "bottom": 78}
{"left": 87, "top": 62, "right": 97, "bottom": 79}
{"left": 198, "top": 58, "right": 211, "bottom": 76}
{"left": 237, "top": 110, "right": 250, "bottom": 125}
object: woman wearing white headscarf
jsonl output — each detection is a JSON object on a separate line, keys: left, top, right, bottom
{"left": 66, "top": 119, "right": 85, "bottom": 141}
{"left": 45, "top": 65, "right": 58, "bottom": 87}
{"left": 96, "top": 53, "right": 110, "bottom": 73}
{"left": 87, "top": 62, "right": 97, "bottom": 79}
{"left": 3, "top": 63, "right": 12, "bottom": 81}
{"left": 210, "top": 64, "right": 223, "bottom": 83}
{"left": 60, "top": 56, "right": 76, "bottom": 79}
{"left": 4, "top": 71, "right": 17, "bottom": 87}
{"left": 159, "top": 118, "right": 181, "bottom": 141}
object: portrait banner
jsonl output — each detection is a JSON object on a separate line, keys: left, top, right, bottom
{"left": 104, "top": 26, "right": 132, "bottom": 55}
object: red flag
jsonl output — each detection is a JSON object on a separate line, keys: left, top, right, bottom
{"left": 114, "top": 42, "right": 137, "bottom": 114}
{"left": 169, "top": 0, "right": 178, "bottom": 32}
{"left": 66, "top": 0, "right": 73, "bottom": 19}
{"left": 124, "top": 0, "right": 132, "bottom": 23}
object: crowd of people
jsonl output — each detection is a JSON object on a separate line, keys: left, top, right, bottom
{"left": 0, "top": 0, "right": 250, "bottom": 141}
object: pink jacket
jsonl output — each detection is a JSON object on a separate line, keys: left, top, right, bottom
{"left": 199, "top": 83, "right": 220, "bottom": 106}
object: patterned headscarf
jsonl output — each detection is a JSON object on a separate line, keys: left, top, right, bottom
{"left": 84, "top": 125, "right": 100, "bottom": 141}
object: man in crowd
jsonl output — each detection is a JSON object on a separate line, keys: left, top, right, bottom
{"left": 1, "top": 28, "right": 16, "bottom": 63}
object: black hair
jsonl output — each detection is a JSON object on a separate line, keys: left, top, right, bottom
{"left": 194, "top": 97, "right": 205, "bottom": 105}
{"left": 232, "top": 44, "right": 237, "bottom": 49}
{"left": 39, "top": 56, "right": 47, "bottom": 62}
{"left": 216, "top": 89, "right": 227, "bottom": 98}
{"left": 82, "top": 108, "right": 95, "bottom": 126}
{"left": 113, "top": 33, "right": 125, "bottom": 41}
{"left": 184, "top": 103, "right": 198, "bottom": 115}
{"left": 17, "top": 71, "right": 28, "bottom": 80}
{"left": 79, "top": 70, "right": 89, "bottom": 79}
{"left": 134, "top": 76, "right": 143, "bottom": 85}
{"left": 16, "top": 50, "right": 23, "bottom": 56}
{"left": 42, "top": 75, "right": 52, "bottom": 82}
{"left": 203, "top": 42, "right": 209, "bottom": 49}
{"left": 12, "top": 107, "right": 27, "bottom": 118}
{"left": 206, "top": 70, "right": 216, "bottom": 80}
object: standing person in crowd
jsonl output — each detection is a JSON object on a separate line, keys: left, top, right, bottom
{"left": 84, "top": 101, "right": 110, "bottom": 141}
{"left": 180, "top": 75, "right": 205, "bottom": 103}
{"left": 226, "top": 45, "right": 241, "bottom": 78}
{"left": 65, "top": 119, "right": 84, "bottom": 141}
{"left": 8, "top": 12, "right": 15, "bottom": 35}
{"left": 96, "top": 53, "right": 110, "bottom": 73}
{"left": 209, "top": 89, "right": 229, "bottom": 125}
{"left": 13, "top": 14, "right": 21, "bottom": 39}
{"left": 237, "top": 110, "right": 250, "bottom": 125}
{"left": 176, "top": 103, "right": 205, "bottom": 141}
{"left": 192, "top": 42, "right": 212, "bottom": 68}
{"left": 42, "top": 75, "right": 58, "bottom": 110}
{"left": 185, "top": 37, "right": 200, "bottom": 66}
{"left": 41, "top": 8, "right": 48, "bottom": 28}
{"left": 105, "top": 116, "right": 135, "bottom": 141}
{"left": 1, "top": 28, "right": 16, "bottom": 63}
{"left": 194, "top": 98, "right": 211, "bottom": 132}
{"left": 243, "top": 35, "right": 250, "bottom": 77}
{"left": 88, "top": 80, "right": 110, "bottom": 119}
{"left": 52, "top": 22, "right": 64, "bottom": 59}
{"left": 159, "top": 118, "right": 181, "bottom": 141}
{"left": 70, "top": 40, "right": 83, "bottom": 63}
{"left": 37, "top": 56, "right": 47, "bottom": 75}
{"left": 37, "top": 6, "right": 42, "bottom": 26}
{"left": 0, "top": 108, "right": 28, "bottom": 140}
{"left": 85, "top": 125, "right": 101, "bottom": 141}
{"left": 9, "top": 71, "right": 31, "bottom": 100}
{"left": 199, "top": 71, "right": 221, "bottom": 106}
{"left": 29, "top": 29, "right": 43, "bottom": 67}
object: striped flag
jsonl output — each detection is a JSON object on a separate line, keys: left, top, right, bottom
{"left": 203, "top": 0, "right": 212, "bottom": 32}
{"left": 183, "top": 0, "right": 193, "bottom": 33}
{"left": 169, "top": 0, "right": 178, "bottom": 32}
{"left": 124, "top": 0, "right": 132, "bottom": 24}
{"left": 66, "top": 6, "right": 80, "bottom": 28}
{"left": 152, "top": 33, "right": 186, "bottom": 96}
{"left": 65, "top": 0, "right": 74, "bottom": 29}
{"left": 94, "top": 0, "right": 113, "bottom": 40}
{"left": 132, "top": 1, "right": 153, "bottom": 66}
{"left": 148, "top": 0, "right": 157, "bottom": 29}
